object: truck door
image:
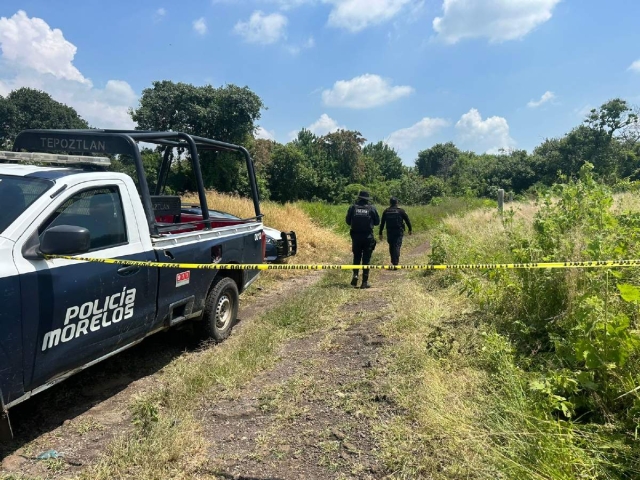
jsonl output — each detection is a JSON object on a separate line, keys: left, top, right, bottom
{"left": 13, "top": 181, "right": 158, "bottom": 390}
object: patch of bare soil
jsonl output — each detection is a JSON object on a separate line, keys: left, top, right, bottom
{"left": 195, "top": 241, "right": 432, "bottom": 480}
{"left": 408, "top": 239, "right": 431, "bottom": 257}
{"left": 197, "top": 288, "right": 392, "bottom": 480}
{"left": 0, "top": 271, "right": 322, "bottom": 478}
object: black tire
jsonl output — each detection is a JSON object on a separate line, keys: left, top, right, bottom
{"left": 197, "top": 277, "right": 239, "bottom": 342}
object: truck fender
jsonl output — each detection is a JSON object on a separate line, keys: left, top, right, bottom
{"left": 212, "top": 266, "right": 244, "bottom": 294}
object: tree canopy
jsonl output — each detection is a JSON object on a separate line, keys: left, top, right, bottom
{"left": 1, "top": 83, "right": 638, "bottom": 205}
{"left": 0, "top": 88, "right": 89, "bottom": 148}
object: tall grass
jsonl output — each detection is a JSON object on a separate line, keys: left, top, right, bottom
{"left": 402, "top": 189, "right": 640, "bottom": 479}
{"left": 299, "top": 197, "right": 488, "bottom": 236}
{"left": 374, "top": 201, "right": 640, "bottom": 478}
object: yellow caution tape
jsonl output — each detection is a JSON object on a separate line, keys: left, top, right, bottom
{"left": 44, "top": 255, "right": 640, "bottom": 271}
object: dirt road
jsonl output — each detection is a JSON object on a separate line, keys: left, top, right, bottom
{"left": 1, "top": 240, "right": 430, "bottom": 479}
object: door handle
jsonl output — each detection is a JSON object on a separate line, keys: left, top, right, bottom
{"left": 117, "top": 265, "right": 140, "bottom": 276}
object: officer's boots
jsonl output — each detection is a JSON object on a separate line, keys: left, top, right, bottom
{"left": 350, "top": 270, "right": 359, "bottom": 287}
{"left": 361, "top": 270, "right": 371, "bottom": 289}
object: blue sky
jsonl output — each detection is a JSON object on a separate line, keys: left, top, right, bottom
{"left": 0, "top": 0, "right": 639, "bottom": 164}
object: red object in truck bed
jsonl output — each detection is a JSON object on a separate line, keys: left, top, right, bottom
{"left": 155, "top": 212, "right": 246, "bottom": 234}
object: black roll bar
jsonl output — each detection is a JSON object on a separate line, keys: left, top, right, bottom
{"left": 155, "top": 147, "right": 173, "bottom": 196}
{"left": 12, "top": 129, "right": 262, "bottom": 236}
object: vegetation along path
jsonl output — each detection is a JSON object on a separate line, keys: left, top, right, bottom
{"left": 3, "top": 194, "right": 640, "bottom": 479}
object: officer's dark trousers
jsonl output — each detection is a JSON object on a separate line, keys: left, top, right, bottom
{"left": 387, "top": 231, "right": 403, "bottom": 265}
{"left": 351, "top": 233, "right": 374, "bottom": 276}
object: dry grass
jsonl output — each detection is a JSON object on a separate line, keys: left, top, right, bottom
{"left": 614, "top": 192, "right": 640, "bottom": 213}
{"left": 182, "top": 191, "right": 349, "bottom": 265}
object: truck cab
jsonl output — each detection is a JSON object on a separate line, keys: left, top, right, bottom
{"left": 0, "top": 129, "right": 265, "bottom": 439}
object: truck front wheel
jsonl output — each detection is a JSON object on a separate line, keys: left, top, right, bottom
{"left": 198, "top": 277, "right": 239, "bottom": 342}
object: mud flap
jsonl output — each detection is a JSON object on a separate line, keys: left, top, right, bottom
{"left": 0, "top": 410, "right": 13, "bottom": 441}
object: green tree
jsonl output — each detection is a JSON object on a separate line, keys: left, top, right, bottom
{"left": 319, "top": 130, "right": 366, "bottom": 183}
{"left": 267, "top": 144, "right": 317, "bottom": 202}
{"left": 0, "top": 88, "right": 89, "bottom": 148}
{"left": 533, "top": 99, "right": 639, "bottom": 183}
{"left": 416, "top": 142, "right": 461, "bottom": 179}
{"left": 360, "top": 155, "right": 383, "bottom": 184}
{"left": 395, "top": 170, "right": 427, "bottom": 205}
{"left": 130, "top": 81, "right": 264, "bottom": 193}
{"left": 584, "top": 99, "right": 638, "bottom": 137}
{"left": 362, "top": 141, "right": 404, "bottom": 180}
{"left": 423, "top": 176, "right": 448, "bottom": 202}
{"left": 111, "top": 148, "right": 163, "bottom": 192}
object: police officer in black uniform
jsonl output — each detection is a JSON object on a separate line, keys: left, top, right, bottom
{"left": 346, "top": 191, "right": 380, "bottom": 289}
{"left": 379, "top": 197, "right": 412, "bottom": 267}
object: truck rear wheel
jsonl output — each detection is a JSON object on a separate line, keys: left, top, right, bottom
{"left": 198, "top": 277, "right": 239, "bottom": 342}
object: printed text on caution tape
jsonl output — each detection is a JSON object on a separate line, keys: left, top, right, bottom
{"left": 44, "top": 256, "right": 640, "bottom": 270}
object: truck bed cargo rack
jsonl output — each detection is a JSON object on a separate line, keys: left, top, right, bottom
{"left": 12, "top": 129, "right": 262, "bottom": 236}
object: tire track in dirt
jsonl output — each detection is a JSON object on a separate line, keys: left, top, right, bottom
{"left": 194, "top": 239, "right": 432, "bottom": 480}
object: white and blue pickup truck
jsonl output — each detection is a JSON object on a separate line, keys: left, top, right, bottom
{"left": 0, "top": 129, "right": 268, "bottom": 438}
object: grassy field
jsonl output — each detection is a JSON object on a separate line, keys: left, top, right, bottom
{"left": 298, "top": 197, "right": 489, "bottom": 236}
{"left": 64, "top": 194, "right": 491, "bottom": 479}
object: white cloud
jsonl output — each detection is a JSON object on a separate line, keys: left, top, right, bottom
{"left": 324, "top": 0, "right": 413, "bottom": 32}
{"left": 386, "top": 117, "right": 450, "bottom": 150}
{"left": 575, "top": 104, "right": 594, "bottom": 118}
{"left": 527, "top": 90, "right": 555, "bottom": 108}
{"left": 289, "top": 113, "right": 345, "bottom": 139}
{"left": 0, "top": 10, "right": 88, "bottom": 84}
{"left": 272, "top": 0, "right": 316, "bottom": 9}
{"left": 628, "top": 59, "right": 640, "bottom": 73}
{"left": 154, "top": 8, "right": 166, "bottom": 22}
{"left": 322, "top": 74, "right": 414, "bottom": 109}
{"left": 0, "top": 10, "right": 136, "bottom": 129}
{"left": 255, "top": 126, "right": 275, "bottom": 140}
{"left": 234, "top": 11, "right": 288, "bottom": 44}
{"left": 286, "top": 36, "right": 315, "bottom": 55}
{"left": 433, "top": 0, "right": 561, "bottom": 44}
{"left": 308, "top": 113, "right": 345, "bottom": 135}
{"left": 193, "top": 17, "right": 207, "bottom": 35}
{"left": 455, "top": 108, "right": 515, "bottom": 153}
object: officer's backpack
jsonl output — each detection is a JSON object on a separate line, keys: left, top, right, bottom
{"left": 386, "top": 207, "right": 404, "bottom": 231}
{"left": 351, "top": 204, "right": 373, "bottom": 233}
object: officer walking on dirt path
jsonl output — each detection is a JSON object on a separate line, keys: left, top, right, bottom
{"left": 379, "top": 197, "right": 412, "bottom": 267}
{"left": 346, "top": 190, "right": 380, "bottom": 289}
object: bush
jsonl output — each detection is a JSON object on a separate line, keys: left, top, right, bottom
{"left": 431, "top": 168, "right": 640, "bottom": 476}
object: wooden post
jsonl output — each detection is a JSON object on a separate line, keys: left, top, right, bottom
{"left": 498, "top": 189, "right": 504, "bottom": 214}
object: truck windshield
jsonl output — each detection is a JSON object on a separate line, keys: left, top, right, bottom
{"left": 0, "top": 175, "right": 53, "bottom": 234}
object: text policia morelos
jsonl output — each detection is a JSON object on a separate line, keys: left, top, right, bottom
{"left": 41, "top": 287, "right": 137, "bottom": 352}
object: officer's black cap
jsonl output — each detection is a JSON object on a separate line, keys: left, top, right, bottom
{"left": 390, "top": 196, "right": 398, "bottom": 205}
{"left": 358, "top": 190, "right": 371, "bottom": 200}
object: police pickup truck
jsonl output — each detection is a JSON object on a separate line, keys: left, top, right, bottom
{"left": 0, "top": 129, "right": 266, "bottom": 438}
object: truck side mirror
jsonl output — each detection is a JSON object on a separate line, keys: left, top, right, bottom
{"left": 40, "top": 225, "right": 91, "bottom": 256}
